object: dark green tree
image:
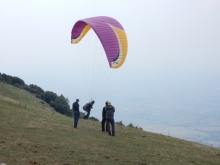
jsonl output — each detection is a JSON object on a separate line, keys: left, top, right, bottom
{"left": 28, "top": 84, "right": 45, "bottom": 99}
{"left": 116, "top": 121, "right": 124, "bottom": 126}
{"left": 1, "top": 73, "right": 12, "bottom": 84}
{"left": 51, "top": 95, "right": 71, "bottom": 116}
{"left": 29, "top": 84, "right": 44, "bottom": 93}
{"left": 44, "top": 91, "right": 57, "bottom": 104}
{"left": 11, "top": 76, "right": 25, "bottom": 86}
{"left": 128, "top": 123, "right": 134, "bottom": 128}
{"left": 0, "top": 73, "right": 4, "bottom": 82}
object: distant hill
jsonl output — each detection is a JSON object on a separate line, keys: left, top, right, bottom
{"left": 0, "top": 82, "right": 220, "bottom": 165}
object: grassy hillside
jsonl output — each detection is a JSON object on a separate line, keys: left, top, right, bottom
{"left": 0, "top": 82, "right": 220, "bottom": 165}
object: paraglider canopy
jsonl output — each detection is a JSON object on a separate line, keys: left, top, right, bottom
{"left": 71, "top": 16, "right": 128, "bottom": 68}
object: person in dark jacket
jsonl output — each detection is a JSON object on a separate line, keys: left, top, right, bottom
{"left": 83, "top": 100, "right": 95, "bottom": 119}
{"left": 101, "top": 101, "right": 108, "bottom": 132}
{"left": 72, "top": 99, "right": 80, "bottom": 128}
{"left": 105, "top": 100, "right": 115, "bottom": 136}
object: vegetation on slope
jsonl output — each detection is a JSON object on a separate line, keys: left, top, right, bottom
{"left": 0, "top": 72, "right": 142, "bottom": 127}
{"left": 0, "top": 82, "right": 220, "bottom": 165}
{"left": 0, "top": 72, "right": 71, "bottom": 116}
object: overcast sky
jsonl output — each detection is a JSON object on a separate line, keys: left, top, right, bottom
{"left": 1, "top": 0, "right": 220, "bottom": 135}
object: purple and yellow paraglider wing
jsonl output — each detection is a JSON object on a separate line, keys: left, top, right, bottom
{"left": 71, "top": 16, "right": 128, "bottom": 68}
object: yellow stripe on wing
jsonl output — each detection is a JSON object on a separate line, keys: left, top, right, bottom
{"left": 109, "top": 25, "right": 128, "bottom": 68}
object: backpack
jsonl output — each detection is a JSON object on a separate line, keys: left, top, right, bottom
{"left": 83, "top": 103, "right": 89, "bottom": 111}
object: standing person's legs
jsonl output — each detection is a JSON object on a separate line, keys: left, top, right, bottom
{"left": 110, "top": 118, "right": 115, "bottom": 136}
{"left": 106, "top": 118, "right": 111, "bottom": 135}
{"left": 74, "top": 112, "right": 79, "bottom": 128}
{"left": 101, "top": 119, "right": 105, "bottom": 131}
{"left": 105, "top": 120, "right": 108, "bottom": 132}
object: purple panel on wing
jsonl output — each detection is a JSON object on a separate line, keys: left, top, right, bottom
{"left": 71, "top": 21, "right": 88, "bottom": 39}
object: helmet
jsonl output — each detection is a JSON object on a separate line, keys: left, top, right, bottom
{"left": 107, "top": 101, "right": 111, "bottom": 105}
